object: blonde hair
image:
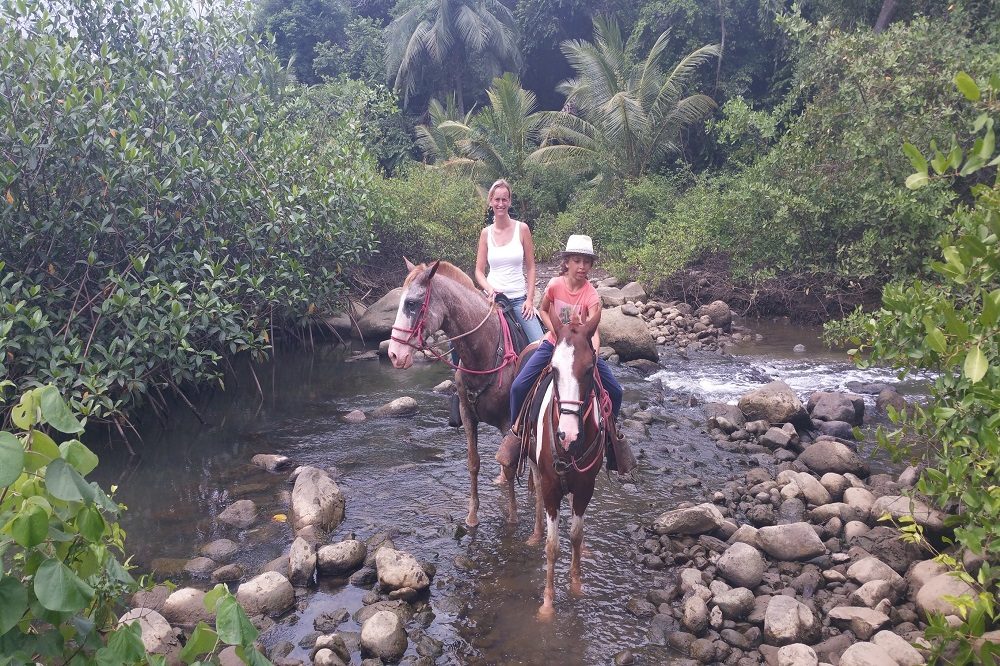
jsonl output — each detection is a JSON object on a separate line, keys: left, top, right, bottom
{"left": 485, "top": 179, "right": 512, "bottom": 225}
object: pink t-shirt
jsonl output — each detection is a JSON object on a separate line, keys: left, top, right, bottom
{"left": 543, "top": 277, "right": 600, "bottom": 345}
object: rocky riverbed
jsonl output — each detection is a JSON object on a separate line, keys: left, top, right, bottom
{"left": 102, "top": 275, "right": 968, "bottom": 665}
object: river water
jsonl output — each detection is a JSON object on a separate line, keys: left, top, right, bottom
{"left": 90, "top": 320, "right": 927, "bottom": 665}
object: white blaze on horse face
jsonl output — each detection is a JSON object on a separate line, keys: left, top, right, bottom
{"left": 552, "top": 339, "right": 580, "bottom": 449}
{"left": 386, "top": 285, "right": 415, "bottom": 369}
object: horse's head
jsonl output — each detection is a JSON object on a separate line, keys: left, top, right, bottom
{"left": 549, "top": 309, "right": 600, "bottom": 449}
{"left": 387, "top": 258, "right": 444, "bottom": 369}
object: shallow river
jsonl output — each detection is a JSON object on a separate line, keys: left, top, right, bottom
{"left": 91, "top": 320, "right": 926, "bottom": 665}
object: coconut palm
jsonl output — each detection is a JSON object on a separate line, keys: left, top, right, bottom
{"left": 414, "top": 94, "right": 474, "bottom": 163}
{"left": 533, "top": 17, "right": 721, "bottom": 186}
{"left": 384, "top": 0, "right": 520, "bottom": 111}
{"left": 436, "top": 73, "right": 550, "bottom": 186}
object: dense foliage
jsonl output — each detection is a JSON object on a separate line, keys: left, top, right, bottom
{"left": 827, "top": 73, "right": 1000, "bottom": 660}
{"left": 0, "top": 386, "right": 266, "bottom": 664}
{"left": 0, "top": 0, "right": 381, "bottom": 424}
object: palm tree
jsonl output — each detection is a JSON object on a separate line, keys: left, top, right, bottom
{"left": 533, "top": 17, "right": 721, "bottom": 186}
{"left": 436, "top": 73, "right": 550, "bottom": 186}
{"left": 384, "top": 0, "right": 520, "bottom": 111}
{"left": 414, "top": 93, "right": 474, "bottom": 163}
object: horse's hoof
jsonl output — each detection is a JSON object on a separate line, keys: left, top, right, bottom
{"left": 465, "top": 514, "right": 479, "bottom": 528}
{"left": 526, "top": 533, "right": 543, "bottom": 546}
{"left": 537, "top": 605, "right": 555, "bottom": 622}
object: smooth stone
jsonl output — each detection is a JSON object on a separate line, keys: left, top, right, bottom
{"left": 839, "top": 641, "right": 898, "bottom": 666}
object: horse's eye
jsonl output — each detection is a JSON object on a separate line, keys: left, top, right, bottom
{"left": 404, "top": 299, "right": 419, "bottom": 314}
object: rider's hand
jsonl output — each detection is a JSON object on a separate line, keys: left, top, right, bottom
{"left": 485, "top": 289, "right": 497, "bottom": 303}
{"left": 522, "top": 301, "right": 535, "bottom": 319}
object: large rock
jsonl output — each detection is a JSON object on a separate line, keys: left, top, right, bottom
{"left": 161, "top": 587, "right": 215, "bottom": 627}
{"left": 360, "top": 610, "right": 407, "bottom": 661}
{"left": 906, "top": 559, "right": 949, "bottom": 599}
{"left": 764, "top": 595, "right": 819, "bottom": 646}
{"left": 702, "top": 300, "right": 732, "bottom": 329}
{"left": 871, "top": 495, "right": 948, "bottom": 533}
{"left": 236, "top": 571, "right": 294, "bottom": 617}
{"left": 794, "top": 472, "right": 832, "bottom": 506}
{"left": 871, "top": 630, "right": 925, "bottom": 666}
{"left": 218, "top": 500, "right": 257, "bottom": 529}
{"left": 318, "top": 539, "right": 368, "bottom": 575}
{"left": 291, "top": 466, "right": 345, "bottom": 533}
{"left": 599, "top": 307, "right": 657, "bottom": 362}
{"left": 706, "top": 403, "right": 746, "bottom": 431}
{"left": 375, "top": 548, "right": 430, "bottom": 594}
{"left": 808, "top": 391, "right": 864, "bottom": 426}
{"left": 737, "top": 381, "right": 808, "bottom": 425}
{"left": 619, "top": 281, "right": 648, "bottom": 302}
{"left": 683, "top": 595, "right": 709, "bottom": 633}
{"left": 200, "top": 538, "right": 239, "bottom": 563}
{"left": 777, "top": 644, "right": 818, "bottom": 666}
{"left": 652, "top": 503, "right": 724, "bottom": 535}
{"left": 828, "top": 607, "right": 891, "bottom": 640}
{"left": 798, "top": 439, "right": 869, "bottom": 476}
{"left": 288, "top": 536, "right": 317, "bottom": 587}
{"left": 371, "top": 397, "right": 419, "bottom": 418}
{"left": 713, "top": 587, "right": 755, "bottom": 620}
{"left": 597, "top": 286, "right": 625, "bottom": 307}
{"left": 118, "top": 608, "right": 179, "bottom": 658}
{"left": 757, "top": 523, "right": 827, "bottom": 561}
{"left": 355, "top": 288, "right": 402, "bottom": 342}
{"left": 847, "top": 557, "right": 905, "bottom": 591}
{"left": 851, "top": 526, "right": 925, "bottom": 574}
{"left": 839, "top": 642, "right": 898, "bottom": 666}
{"left": 251, "top": 453, "right": 292, "bottom": 472}
{"left": 915, "top": 572, "right": 978, "bottom": 618}
{"left": 716, "top": 542, "right": 765, "bottom": 588}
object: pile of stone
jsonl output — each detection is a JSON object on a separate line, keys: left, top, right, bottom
{"left": 596, "top": 279, "right": 746, "bottom": 354}
{"left": 629, "top": 383, "right": 977, "bottom": 665}
{"left": 118, "top": 458, "right": 439, "bottom": 665}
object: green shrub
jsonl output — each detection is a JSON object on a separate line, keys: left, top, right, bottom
{"left": 0, "top": 0, "right": 380, "bottom": 423}
{"left": 826, "top": 72, "right": 1000, "bottom": 662}
{"left": 0, "top": 386, "right": 266, "bottom": 664}
{"left": 374, "top": 166, "right": 483, "bottom": 272}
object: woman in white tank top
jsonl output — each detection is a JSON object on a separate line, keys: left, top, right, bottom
{"left": 474, "top": 179, "right": 544, "bottom": 342}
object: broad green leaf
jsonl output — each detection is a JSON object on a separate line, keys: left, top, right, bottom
{"left": 0, "top": 576, "right": 29, "bottom": 634}
{"left": 95, "top": 623, "right": 146, "bottom": 666}
{"left": 76, "top": 505, "right": 106, "bottom": 542}
{"left": 34, "top": 558, "right": 94, "bottom": 612}
{"left": 0, "top": 432, "right": 24, "bottom": 486}
{"left": 905, "top": 172, "right": 929, "bottom": 190}
{"left": 955, "top": 72, "right": 981, "bottom": 101}
{"left": 215, "top": 596, "right": 258, "bottom": 646}
{"left": 925, "top": 327, "right": 946, "bottom": 354}
{"left": 25, "top": 430, "right": 61, "bottom": 472}
{"left": 902, "top": 143, "right": 927, "bottom": 173}
{"left": 179, "top": 622, "right": 219, "bottom": 663}
{"left": 203, "top": 584, "right": 227, "bottom": 612}
{"left": 982, "top": 128, "right": 996, "bottom": 160}
{"left": 983, "top": 290, "right": 1000, "bottom": 327}
{"left": 10, "top": 502, "right": 48, "bottom": 547}
{"left": 38, "top": 386, "right": 83, "bottom": 434}
{"left": 60, "top": 440, "right": 99, "bottom": 476}
{"left": 45, "top": 458, "right": 96, "bottom": 503}
{"left": 237, "top": 645, "right": 274, "bottom": 666}
{"left": 964, "top": 345, "right": 988, "bottom": 384}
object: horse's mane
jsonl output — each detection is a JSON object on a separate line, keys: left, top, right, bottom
{"left": 403, "top": 260, "right": 478, "bottom": 293}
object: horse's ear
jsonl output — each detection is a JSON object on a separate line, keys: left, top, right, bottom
{"left": 404, "top": 257, "right": 416, "bottom": 272}
{"left": 582, "top": 307, "right": 601, "bottom": 340}
{"left": 550, "top": 313, "right": 564, "bottom": 339}
{"left": 427, "top": 260, "right": 440, "bottom": 279}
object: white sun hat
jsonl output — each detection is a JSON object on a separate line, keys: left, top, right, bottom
{"left": 561, "top": 234, "right": 596, "bottom": 258}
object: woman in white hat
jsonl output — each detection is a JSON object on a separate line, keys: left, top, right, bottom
{"left": 496, "top": 234, "right": 626, "bottom": 471}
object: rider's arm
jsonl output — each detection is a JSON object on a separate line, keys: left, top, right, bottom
{"left": 521, "top": 224, "right": 537, "bottom": 317}
{"left": 538, "top": 281, "right": 555, "bottom": 333}
{"left": 587, "top": 301, "right": 602, "bottom": 349}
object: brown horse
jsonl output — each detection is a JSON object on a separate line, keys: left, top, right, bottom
{"left": 386, "top": 259, "right": 520, "bottom": 527}
{"left": 523, "top": 310, "right": 608, "bottom": 619}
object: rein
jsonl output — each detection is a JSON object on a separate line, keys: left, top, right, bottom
{"left": 390, "top": 274, "right": 518, "bottom": 381}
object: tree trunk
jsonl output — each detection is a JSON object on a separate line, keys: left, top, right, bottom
{"left": 874, "top": 0, "right": 897, "bottom": 33}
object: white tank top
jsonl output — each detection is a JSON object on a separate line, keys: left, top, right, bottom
{"left": 486, "top": 221, "right": 527, "bottom": 299}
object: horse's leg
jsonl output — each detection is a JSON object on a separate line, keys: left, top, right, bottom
{"left": 569, "top": 484, "right": 596, "bottom": 597}
{"left": 461, "top": 402, "right": 480, "bottom": 527}
{"left": 526, "top": 461, "right": 544, "bottom": 545}
{"left": 538, "top": 500, "right": 559, "bottom": 621}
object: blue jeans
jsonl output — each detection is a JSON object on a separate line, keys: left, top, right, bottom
{"left": 507, "top": 295, "right": 544, "bottom": 343}
{"left": 509, "top": 340, "right": 622, "bottom": 424}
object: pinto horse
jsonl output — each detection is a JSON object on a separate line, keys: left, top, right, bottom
{"left": 386, "top": 259, "right": 521, "bottom": 527}
{"left": 523, "top": 310, "right": 610, "bottom": 619}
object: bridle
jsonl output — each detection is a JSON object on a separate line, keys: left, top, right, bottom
{"left": 549, "top": 351, "right": 613, "bottom": 476}
{"left": 390, "top": 272, "right": 519, "bottom": 380}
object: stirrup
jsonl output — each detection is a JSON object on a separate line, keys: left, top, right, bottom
{"left": 448, "top": 393, "right": 462, "bottom": 427}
